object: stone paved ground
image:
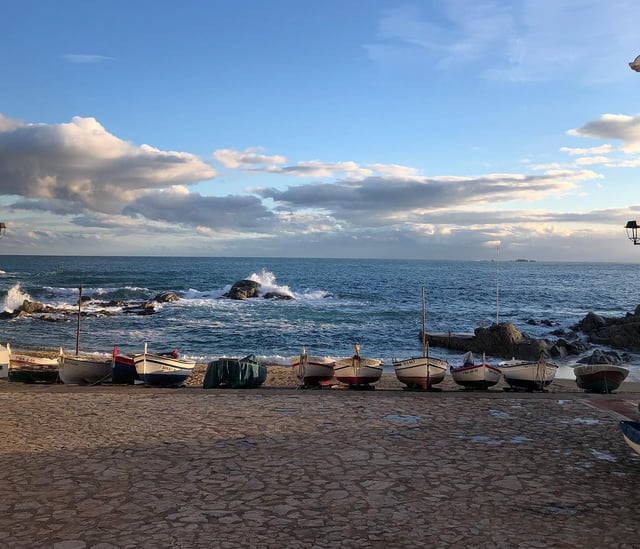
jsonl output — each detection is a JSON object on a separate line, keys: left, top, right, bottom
{"left": 1, "top": 380, "right": 639, "bottom": 548}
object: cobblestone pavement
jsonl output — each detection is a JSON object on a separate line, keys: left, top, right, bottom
{"left": 1, "top": 381, "right": 639, "bottom": 548}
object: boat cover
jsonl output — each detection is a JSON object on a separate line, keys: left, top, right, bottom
{"left": 203, "top": 355, "right": 267, "bottom": 388}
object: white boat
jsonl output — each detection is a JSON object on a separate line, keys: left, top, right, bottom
{"left": 6, "top": 343, "right": 60, "bottom": 383}
{"left": 334, "top": 344, "right": 383, "bottom": 387}
{"left": 393, "top": 355, "right": 448, "bottom": 390}
{"left": 393, "top": 287, "right": 448, "bottom": 390}
{"left": 57, "top": 285, "right": 112, "bottom": 385}
{"left": 58, "top": 353, "right": 112, "bottom": 385}
{"left": 290, "top": 347, "right": 335, "bottom": 388}
{"left": 451, "top": 351, "right": 502, "bottom": 390}
{"left": 498, "top": 355, "right": 558, "bottom": 391}
{"left": 133, "top": 344, "right": 196, "bottom": 387}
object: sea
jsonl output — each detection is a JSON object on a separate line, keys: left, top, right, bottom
{"left": 0, "top": 255, "right": 638, "bottom": 380}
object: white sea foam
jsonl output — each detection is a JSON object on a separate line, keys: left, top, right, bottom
{"left": 248, "top": 269, "right": 294, "bottom": 298}
{"left": 2, "top": 283, "right": 31, "bottom": 313}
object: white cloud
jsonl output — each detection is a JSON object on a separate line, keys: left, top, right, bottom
{"left": 0, "top": 115, "right": 216, "bottom": 214}
{"left": 63, "top": 54, "right": 113, "bottom": 63}
{"left": 213, "top": 147, "right": 286, "bottom": 168}
{"left": 561, "top": 144, "right": 614, "bottom": 155}
{"left": 568, "top": 113, "right": 640, "bottom": 153}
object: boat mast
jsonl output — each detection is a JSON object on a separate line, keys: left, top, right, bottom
{"left": 422, "top": 286, "right": 430, "bottom": 389}
{"left": 75, "top": 285, "right": 82, "bottom": 355}
{"left": 495, "top": 243, "right": 500, "bottom": 326}
{"left": 421, "top": 286, "right": 426, "bottom": 357}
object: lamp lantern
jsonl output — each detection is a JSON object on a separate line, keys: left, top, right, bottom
{"left": 625, "top": 220, "right": 640, "bottom": 245}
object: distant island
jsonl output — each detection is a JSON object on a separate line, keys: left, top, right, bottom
{"left": 515, "top": 259, "right": 536, "bottom": 262}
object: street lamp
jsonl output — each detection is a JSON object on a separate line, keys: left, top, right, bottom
{"left": 630, "top": 55, "right": 640, "bottom": 72}
{"left": 626, "top": 220, "right": 640, "bottom": 245}
{"left": 0, "top": 223, "right": 5, "bottom": 238}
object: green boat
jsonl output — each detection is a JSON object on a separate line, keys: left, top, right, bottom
{"left": 574, "top": 363, "right": 628, "bottom": 394}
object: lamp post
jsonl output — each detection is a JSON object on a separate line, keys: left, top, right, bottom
{"left": 630, "top": 55, "right": 640, "bottom": 72}
{"left": 626, "top": 220, "right": 640, "bottom": 245}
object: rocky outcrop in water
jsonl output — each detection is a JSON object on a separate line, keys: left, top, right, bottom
{"left": 573, "top": 306, "right": 640, "bottom": 351}
{"left": 425, "top": 322, "right": 590, "bottom": 361}
{"left": 576, "top": 349, "right": 631, "bottom": 365}
{"left": 224, "top": 280, "right": 294, "bottom": 300}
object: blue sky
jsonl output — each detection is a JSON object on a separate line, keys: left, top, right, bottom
{"left": 1, "top": 0, "right": 640, "bottom": 260}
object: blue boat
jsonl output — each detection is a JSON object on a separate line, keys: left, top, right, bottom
{"left": 620, "top": 421, "right": 640, "bottom": 456}
{"left": 111, "top": 347, "right": 138, "bottom": 384}
{"left": 133, "top": 344, "right": 196, "bottom": 387}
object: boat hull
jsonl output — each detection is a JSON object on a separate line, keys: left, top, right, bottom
{"left": 499, "top": 359, "right": 558, "bottom": 391}
{"left": 59, "top": 356, "right": 112, "bottom": 385}
{"left": 334, "top": 356, "right": 383, "bottom": 386}
{"left": 620, "top": 421, "right": 640, "bottom": 456}
{"left": 133, "top": 353, "right": 196, "bottom": 387}
{"left": 574, "top": 364, "right": 628, "bottom": 394}
{"left": 9, "top": 354, "right": 60, "bottom": 384}
{"left": 290, "top": 355, "right": 335, "bottom": 387}
{"left": 392, "top": 356, "right": 447, "bottom": 390}
{"left": 112, "top": 355, "right": 138, "bottom": 385}
{"left": 451, "top": 363, "right": 502, "bottom": 390}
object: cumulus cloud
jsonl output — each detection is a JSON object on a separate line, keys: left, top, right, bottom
{"left": 0, "top": 115, "right": 216, "bottom": 214}
{"left": 568, "top": 114, "right": 640, "bottom": 153}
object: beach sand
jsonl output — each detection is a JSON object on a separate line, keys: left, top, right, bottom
{"left": 1, "top": 367, "right": 640, "bottom": 547}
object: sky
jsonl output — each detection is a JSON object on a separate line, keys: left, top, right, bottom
{"left": 1, "top": 0, "right": 640, "bottom": 261}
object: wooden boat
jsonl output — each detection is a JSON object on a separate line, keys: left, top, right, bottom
{"left": 58, "top": 284, "right": 112, "bottom": 385}
{"left": 0, "top": 344, "right": 8, "bottom": 378}
{"left": 111, "top": 346, "right": 138, "bottom": 385}
{"left": 620, "top": 421, "right": 640, "bottom": 456}
{"left": 393, "top": 287, "right": 447, "bottom": 390}
{"left": 573, "top": 363, "right": 629, "bottom": 394}
{"left": 203, "top": 354, "right": 267, "bottom": 388}
{"left": 133, "top": 344, "right": 196, "bottom": 387}
{"left": 290, "top": 347, "right": 335, "bottom": 388}
{"left": 498, "top": 355, "right": 558, "bottom": 391}
{"left": 451, "top": 351, "right": 502, "bottom": 390}
{"left": 7, "top": 343, "right": 60, "bottom": 384}
{"left": 59, "top": 353, "right": 112, "bottom": 385}
{"left": 334, "top": 344, "right": 383, "bottom": 388}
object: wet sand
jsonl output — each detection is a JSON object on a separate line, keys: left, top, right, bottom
{"left": 1, "top": 368, "right": 640, "bottom": 548}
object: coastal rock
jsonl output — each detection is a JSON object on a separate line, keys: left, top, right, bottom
{"left": 425, "top": 322, "right": 560, "bottom": 360}
{"left": 154, "top": 292, "right": 180, "bottom": 302}
{"left": 224, "top": 280, "right": 295, "bottom": 301}
{"left": 576, "top": 349, "right": 631, "bottom": 365}
{"left": 225, "top": 280, "right": 261, "bottom": 300}
{"left": 263, "top": 292, "right": 294, "bottom": 300}
{"left": 18, "top": 300, "right": 57, "bottom": 314}
{"left": 574, "top": 307, "right": 640, "bottom": 351}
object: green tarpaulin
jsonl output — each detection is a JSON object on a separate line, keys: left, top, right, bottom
{"left": 203, "top": 355, "right": 267, "bottom": 389}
